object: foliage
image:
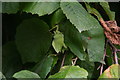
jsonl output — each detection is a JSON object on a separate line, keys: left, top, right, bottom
{"left": 2, "top": 1, "right": 120, "bottom": 80}
{"left": 49, "top": 66, "right": 88, "bottom": 78}
{"left": 98, "top": 64, "right": 120, "bottom": 79}
{"left": 13, "top": 70, "right": 40, "bottom": 78}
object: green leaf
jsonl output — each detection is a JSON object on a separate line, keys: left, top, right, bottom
{"left": 52, "top": 30, "right": 67, "bottom": 53}
{"left": 51, "top": 9, "right": 66, "bottom": 27}
{"left": 81, "top": 27, "right": 105, "bottom": 62}
{"left": 13, "top": 70, "right": 40, "bottom": 78}
{"left": 15, "top": 18, "right": 52, "bottom": 63}
{"left": 0, "top": 2, "right": 2, "bottom": 13}
{"left": 48, "top": 50, "right": 59, "bottom": 69}
{"left": 83, "top": 0, "right": 105, "bottom": 2}
{"left": 98, "top": 64, "right": 120, "bottom": 79}
{"left": 64, "top": 52, "right": 74, "bottom": 65}
{"left": 116, "top": 46, "right": 120, "bottom": 64}
{"left": 106, "top": 45, "right": 113, "bottom": 66}
{"left": 0, "top": 72, "right": 2, "bottom": 79}
{"left": 78, "top": 60, "right": 95, "bottom": 78}
{"left": 49, "top": 66, "right": 88, "bottom": 78}
{"left": 0, "top": 72, "right": 6, "bottom": 80}
{"left": 100, "top": 2, "right": 115, "bottom": 20}
{"left": 60, "top": 0, "right": 101, "bottom": 32}
{"left": 22, "top": 2, "right": 60, "bottom": 16}
{"left": 85, "top": 3, "right": 102, "bottom": 20}
{"left": 2, "top": 41, "right": 22, "bottom": 78}
{"left": 60, "top": 20, "right": 86, "bottom": 60}
{"left": 32, "top": 56, "right": 53, "bottom": 78}
{"left": 2, "top": 2, "right": 19, "bottom": 14}
{"left": 51, "top": 55, "right": 58, "bottom": 68}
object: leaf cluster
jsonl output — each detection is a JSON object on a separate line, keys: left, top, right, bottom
{"left": 1, "top": 1, "right": 120, "bottom": 80}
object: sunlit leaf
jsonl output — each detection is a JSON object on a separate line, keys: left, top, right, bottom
{"left": 13, "top": 70, "right": 40, "bottom": 78}
{"left": 98, "top": 64, "right": 120, "bottom": 79}
{"left": 49, "top": 66, "right": 88, "bottom": 78}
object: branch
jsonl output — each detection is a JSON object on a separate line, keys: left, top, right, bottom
{"left": 108, "top": 40, "right": 118, "bottom": 64}
{"left": 72, "top": 57, "right": 78, "bottom": 66}
{"left": 61, "top": 53, "right": 66, "bottom": 68}
{"left": 117, "top": 49, "right": 120, "bottom": 52}
{"left": 100, "top": 39, "right": 107, "bottom": 75}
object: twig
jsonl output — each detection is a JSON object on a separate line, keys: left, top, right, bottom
{"left": 100, "top": 39, "right": 107, "bottom": 75}
{"left": 105, "top": 54, "right": 110, "bottom": 57}
{"left": 100, "top": 64, "right": 104, "bottom": 75}
{"left": 118, "top": 57, "right": 120, "bottom": 60}
{"left": 100, "top": 18, "right": 119, "bottom": 64}
{"left": 117, "top": 49, "right": 120, "bottom": 52}
{"left": 72, "top": 57, "right": 78, "bottom": 66}
{"left": 106, "top": 54, "right": 120, "bottom": 60}
{"left": 108, "top": 40, "right": 118, "bottom": 64}
{"left": 99, "top": 18, "right": 119, "bottom": 75}
{"left": 61, "top": 53, "right": 66, "bottom": 67}
{"left": 108, "top": 40, "right": 116, "bottom": 49}
{"left": 99, "top": 18, "right": 112, "bottom": 33}
{"left": 114, "top": 51, "right": 118, "bottom": 64}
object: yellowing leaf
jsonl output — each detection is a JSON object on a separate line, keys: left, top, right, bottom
{"left": 98, "top": 64, "right": 120, "bottom": 79}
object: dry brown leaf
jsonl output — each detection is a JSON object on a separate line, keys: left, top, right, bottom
{"left": 100, "top": 18, "right": 120, "bottom": 45}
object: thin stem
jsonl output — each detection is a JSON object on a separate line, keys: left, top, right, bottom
{"left": 117, "top": 49, "right": 120, "bottom": 52}
{"left": 100, "top": 64, "right": 104, "bottom": 75}
{"left": 61, "top": 53, "right": 66, "bottom": 68}
{"left": 113, "top": 50, "right": 118, "bottom": 64}
{"left": 100, "top": 39, "right": 107, "bottom": 75}
{"left": 72, "top": 57, "right": 78, "bottom": 66}
{"left": 108, "top": 40, "right": 118, "bottom": 64}
{"left": 108, "top": 40, "right": 116, "bottom": 49}
{"left": 118, "top": 57, "right": 120, "bottom": 60}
